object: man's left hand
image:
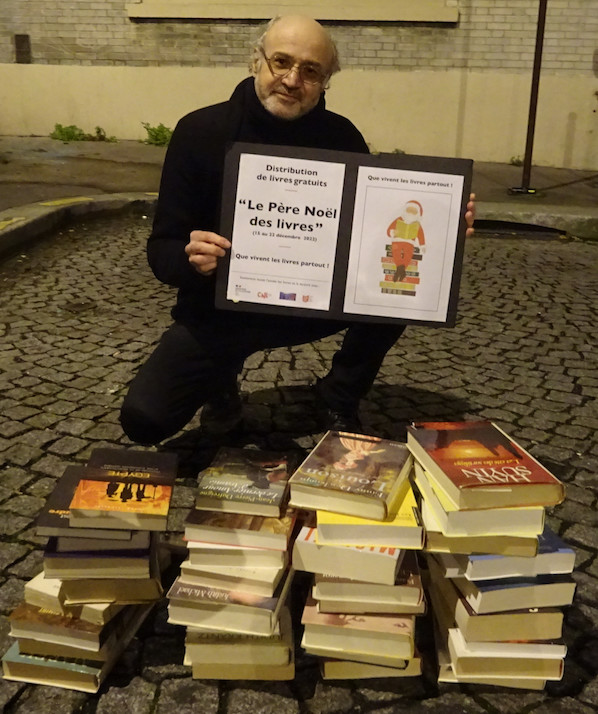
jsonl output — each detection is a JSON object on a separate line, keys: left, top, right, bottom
{"left": 466, "top": 193, "right": 476, "bottom": 238}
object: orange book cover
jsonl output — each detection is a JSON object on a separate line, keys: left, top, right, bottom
{"left": 69, "top": 479, "right": 171, "bottom": 516}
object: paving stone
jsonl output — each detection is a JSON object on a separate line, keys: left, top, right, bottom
{"left": 8, "top": 686, "right": 89, "bottom": 714}
{"left": 227, "top": 685, "right": 299, "bottom": 714}
{"left": 0, "top": 577, "right": 27, "bottom": 611}
{"left": 96, "top": 677, "right": 157, "bottom": 714}
{"left": 154, "top": 678, "right": 218, "bottom": 714}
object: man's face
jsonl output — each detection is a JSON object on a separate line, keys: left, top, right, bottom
{"left": 254, "top": 17, "right": 332, "bottom": 121}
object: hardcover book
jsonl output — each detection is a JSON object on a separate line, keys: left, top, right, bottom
{"left": 301, "top": 596, "right": 415, "bottom": 660}
{"left": 292, "top": 522, "right": 404, "bottom": 586}
{"left": 288, "top": 431, "right": 413, "bottom": 520}
{"left": 407, "top": 420, "right": 565, "bottom": 510}
{"left": 413, "top": 462, "right": 545, "bottom": 537}
{"left": 68, "top": 450, "right": 178, "bottom": 532}
{"left": 167, "top": 567, "right": 294, "bottom": 636}
{"left": 195, "top": 447, "right": 293, "bottom": 517}
{"left": 35, "top": 465, "right": 132, "bottom": 540}
{"left": 316, "top": 481, "right": 424, "bottom": 548}
{"left": 184, "top": 508, "right": 298, "bottom": 551}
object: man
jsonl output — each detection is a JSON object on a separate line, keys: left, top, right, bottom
{"left": 120, "top": 15, "right": 475, "bottom": 446}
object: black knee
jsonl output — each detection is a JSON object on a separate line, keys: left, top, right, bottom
{"left": 119, "top": 404, "right": 167, "bottom": 446}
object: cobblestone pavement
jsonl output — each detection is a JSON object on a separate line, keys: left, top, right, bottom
{"left": 1, "top": 209, "right": 597, "bottom": 713}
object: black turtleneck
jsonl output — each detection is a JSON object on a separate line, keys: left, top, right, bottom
{"left": 147, "top": 77, "right": 369, "bottom": 320}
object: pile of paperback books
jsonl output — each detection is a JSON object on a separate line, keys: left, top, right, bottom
{"left": 407, "top": 420, "right": 573, "bottom": 689}
{"left": 167, "top": 447, "right": 297, "bottom": 680}
{"left": 288, "top": 430, "right": 426, "bottom": 680}
{"left": 2, "top": 448, "right": 177, "bottom": 692}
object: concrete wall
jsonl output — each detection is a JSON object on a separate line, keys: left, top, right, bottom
{"left": 1, "top": 0, "right": 597, "bottom": 168}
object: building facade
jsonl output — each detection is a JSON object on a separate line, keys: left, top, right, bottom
{"left": 1, "top": 0, "right": 597, "bottom": 168}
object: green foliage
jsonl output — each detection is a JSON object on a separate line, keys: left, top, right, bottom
{"left": 509, "top": 155, "right": 524, "bottom": 166}
{"left": 141, "top": 122, "right": 173, "bottom": 146}
{"left": 50, "top": 123, "right": 117, "bottom": 142}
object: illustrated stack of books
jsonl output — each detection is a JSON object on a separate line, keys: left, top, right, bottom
{"left": 380, "top": 243, "right": 422, "bottom": 296}
{"left": 166, "top": 447, "right": 298, "bottom": 680}
{"left": 288, "top": 430, "right": 426, "bottom": 679}
{"left": 2, "top": 447, "right": 178, "bottom": 692}
{"left": 405, "top": 420, "right": 573, "bottom": 689}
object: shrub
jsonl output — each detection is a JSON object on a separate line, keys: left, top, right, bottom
{"left": 141, "top": 122, "right": 173, "bottom": 146}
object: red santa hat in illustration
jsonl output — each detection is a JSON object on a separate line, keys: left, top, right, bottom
{"left": 403, "top": 200, "right": 423, "bottom": 224}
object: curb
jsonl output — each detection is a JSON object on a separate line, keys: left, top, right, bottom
{"left": 0, "top": 192, "right": 158, "bottom": 260}
{"left": 1, "top": 194, "right": 597, "bottom": 262}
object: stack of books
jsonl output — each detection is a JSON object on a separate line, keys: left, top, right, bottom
{"left": 406, "top": 420, "right": 573, "bottom": 689}
{"left": 2, "top": 447, "right": 177, "bottom": 692}
{"left": 289, "top": 430, "right": 426, "bottom": 680}
{"left": 167, "top": 446, "right": 298, "bottom": 681}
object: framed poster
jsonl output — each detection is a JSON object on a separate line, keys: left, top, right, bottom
{"left": 215, "top": 143, "right": 472, "bottom": 327}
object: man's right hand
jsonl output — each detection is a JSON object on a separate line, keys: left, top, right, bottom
{"left": 185, "top": 230, "right": 231, "bottom": 276}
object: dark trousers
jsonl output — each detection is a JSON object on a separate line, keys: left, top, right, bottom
{"left": 120, "top": 311, "right": 405, "bottom": 445}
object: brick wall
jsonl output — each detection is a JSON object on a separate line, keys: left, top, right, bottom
{"left": 1, "top": 0, "right": 597, "bottom": 73}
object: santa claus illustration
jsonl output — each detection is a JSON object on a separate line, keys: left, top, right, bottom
{"left": 386, "top": 200, "right": 426, "bottom": 282}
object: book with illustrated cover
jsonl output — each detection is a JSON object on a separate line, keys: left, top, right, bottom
{"left": 301, "top": 596, "right": 415, "bottom": 660}
{"left": 316, "top": 480, "right": 423, "bottom": 548}
{"left": 421, "top": 498, "right": 539, "bottom": 557}
{"left": 195, "top": 447, "right": 293, "bottom": 517}
{"left": 35, "top": 465, "right": 132, "bottom": 540}
{"left": 184, "top": 508, "right": 298, "bottom": 551}
{"left": 288, "top": 431, "right": 412, "bottom": 520}
{"left": 2, "top": 603, "right": 153, "bottom": 693}
{"left": 167, "top": 567, "right": 294, "bottom": 636}
{"left": 313, "top": 550, "right": 424, "bottom": 614}
{"left": 9, "top": 602, "right": 110, "bottom": 652}
{"left": 292, "top": 522, "right": 404, "bottom": 585}
{"left": 413, "top": 462, "right": 545, "bottom": 537}
{"left": 447, "top": 526, "right": 575, "bottom": 581}
{"left": 407, "top": 420, "right": 565, "bottom": 510}
{"left": 68, "top": 448, "right": 178, "bottom": 531}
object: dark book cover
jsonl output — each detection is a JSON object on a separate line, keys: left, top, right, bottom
{"left": 196, "top": 447, "right": 293, "bottom": 510}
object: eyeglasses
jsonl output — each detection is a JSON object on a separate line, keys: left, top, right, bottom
{"left": 260, "top": 48, "right": 327, "bottom": 85}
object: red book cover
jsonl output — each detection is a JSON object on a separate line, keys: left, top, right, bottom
{"left": 407, "top": 421, "right": 564, "bottom": 494}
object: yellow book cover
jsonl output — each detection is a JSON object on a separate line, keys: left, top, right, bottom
{"left": 316, "top": 482, "right": 423, "bottom": 549}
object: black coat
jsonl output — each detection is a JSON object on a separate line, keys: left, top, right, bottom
{"left": 147, "top": 77, "right": 368, "bottom": 322}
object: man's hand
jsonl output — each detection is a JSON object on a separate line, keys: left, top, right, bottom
{"left": 465, "top": 192, "right": 476, "bottom": 238}
{"left": 185, "top": 230, "right": 231, "bottom": 275}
